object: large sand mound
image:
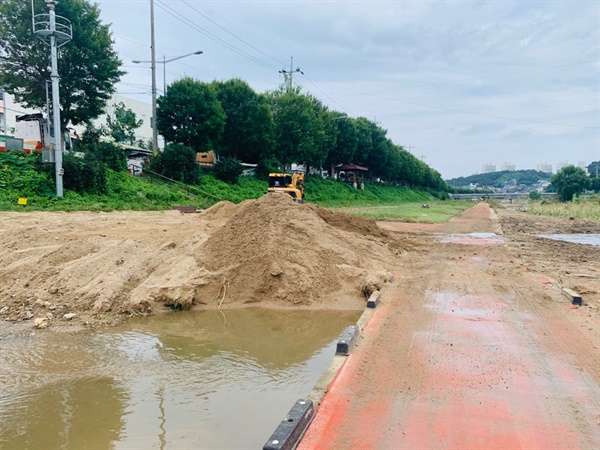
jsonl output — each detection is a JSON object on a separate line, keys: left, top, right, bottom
{"left": 0, "top": 196, "right": 401, "bottom": 329}
{"left": 193, "top": 195, "right": 395, "bottom": 308}
{"left": 129, "top": 195, "right": 397, "bottom": 310}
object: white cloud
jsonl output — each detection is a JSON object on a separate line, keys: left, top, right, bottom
{"left": 97, "top": 0, "right": 599, "bottom": 178}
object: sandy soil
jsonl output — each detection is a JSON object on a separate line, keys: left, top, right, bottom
{"left": 0, "top": 195, "right": 398, "bottom": 334}
{"left": 0, "top": 199, "right": 597, "bottom": 337}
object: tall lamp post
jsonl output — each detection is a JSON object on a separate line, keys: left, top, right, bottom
{"left": 133, "top": 50, "right": 203, "bottom": 151}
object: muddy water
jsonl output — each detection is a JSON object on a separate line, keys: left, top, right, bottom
{"left": 0, "top": 308, "right": 360, "bottom": 449}
{"left": 537, "top": 233, "right": 600, "bottom": 247}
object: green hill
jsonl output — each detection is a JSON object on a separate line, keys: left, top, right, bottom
{"left": 447, "top": 170, "right": 551, "bottom": 189}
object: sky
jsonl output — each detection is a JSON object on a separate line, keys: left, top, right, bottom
{"left": 95, "top": 0, "right": 599, "bottom": 180}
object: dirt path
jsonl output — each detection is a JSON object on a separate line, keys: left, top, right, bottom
{"left": 299, "top": 203, "right": 600, "bottom": 449}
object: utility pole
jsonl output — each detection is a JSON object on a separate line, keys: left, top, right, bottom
{"left": 150, "top": 0, "right": 158, "bottom": 155}
{"left": 133, "top": 50, "right": 203, "bottom": 148}
{"left": 279, "top": 56, "right": 303, "bottom": 91}
{"left": 33, "top": 0, "right": 72, "bottom": 198}
{"left": 407, "top": 143, "right": 416, "bottom": 154}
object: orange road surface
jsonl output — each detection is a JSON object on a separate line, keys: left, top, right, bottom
{"left": 299, "top": 203, "right": 600, "bottom": 449}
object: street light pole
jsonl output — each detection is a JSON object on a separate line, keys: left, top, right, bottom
{"left": 133, "top": 49, "right": 203, "bottom": 150}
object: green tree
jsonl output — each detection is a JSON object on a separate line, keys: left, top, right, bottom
{"left": 588, "top": 161, "right": 599, "bottom": 179}
{"left": 213, "top": 156, "right": 244, "bottom": 184}
{"left": 150, "top": 143, "right": 199, "bottom": 184}
{"left": 103, "top": 102, "right": 143, "bottom": 145}
{"left": 267, "top": 87, "right": 329, "bottom": 172}
{"left": 364, "top": 123, "right": 391, "bottom": 180}
{"left": 74, "top": 125, "right": 126, "bottom": 172}
{"left": 0, "top": 0, "right": 124, "bottom": 134}
{"left": 157, "top": 77, "right": 225, "bottom": 152}
{"left": 325, "top": 114, "right": 357, "bottom": 176}
{"left": 551, "top": 165, "right": 591, "bottom": 201}
{"left": 211, "top": 79, "right": 274, "bottom": 164}
{"left": 529, "top": 190, "right": 542, "bottom": 200}
{"left": 352, "top": 117, "right": 374, "bottom": 166}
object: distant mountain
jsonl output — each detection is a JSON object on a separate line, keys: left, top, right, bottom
{"left": 446, "top": 170, "right": 552, "bottom": 189}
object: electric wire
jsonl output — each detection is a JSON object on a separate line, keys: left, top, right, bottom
{"left": 155, "top": 0, "right": 281, "bottom": 72}
{"left": 180, "top": 0, "right": 288, "bottom": 68}
{"left": 307, "top": 79, "right": 597, "bottom": 130}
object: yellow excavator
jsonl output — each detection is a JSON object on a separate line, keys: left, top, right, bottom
{"left": 267, "top": 172, "right": 305, "bottom": 203}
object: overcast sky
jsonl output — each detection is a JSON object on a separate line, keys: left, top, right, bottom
{"left": 96, "top": 0, "right": 599, "bottom": 179}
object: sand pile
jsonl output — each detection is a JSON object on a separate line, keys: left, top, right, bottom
{"left": 192, "top": 195, "right": 395, "bottom": 308}
{"left": 0, "top": 197, "right": 401, "bottom": 329}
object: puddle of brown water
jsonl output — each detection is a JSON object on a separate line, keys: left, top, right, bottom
{"left": 0, "top": 308, "right": 360, "bottom": 449}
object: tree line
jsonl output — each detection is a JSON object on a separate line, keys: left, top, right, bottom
{"left": 0, "top": 0, "right": 446, "bottom": 194}
{"left": 156, "top": 78, "right": 448, "bottom": 193}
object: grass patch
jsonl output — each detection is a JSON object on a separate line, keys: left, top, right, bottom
{"left": 335, "top": 201, "right": 474, "bottom": 222}
{"left": 1, "top": 152, "right": 456, "bottom": 213}
{"left": 525, "top": 197, "right": 600, "bottom": 221}
{"left": 305, "top": 177, "right": 435, "bottom": 207}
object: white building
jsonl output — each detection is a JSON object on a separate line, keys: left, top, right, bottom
{"left": 0, "top": 92, "right": 161, "bottom": 148}
{"left": 537, "top": 163, "right": 553, "bottom": 174}
{"left": 481, "top": 163, "right": 496, "bottom": 173}
{"left": 84, "top": 94, "right": 162, "bottom": 148}
{"left": 501, "top": 162, "right": 516, "bottom": 171}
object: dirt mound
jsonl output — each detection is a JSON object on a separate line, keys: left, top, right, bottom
{"left": 0, "top": 199, "right": 401, "bottom": 330}
{"left": 199, "top": 201, "right": 237, "bottom": 222}
{"left": 184, "top": 195, "right": 396, "bottom": 309}
{"left": 307, "top": 204, "right": 389, "bottom": 238}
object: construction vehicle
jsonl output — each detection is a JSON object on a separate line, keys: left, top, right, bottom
{"left": 267, "top": 172, "right": 305, "bottom": 203}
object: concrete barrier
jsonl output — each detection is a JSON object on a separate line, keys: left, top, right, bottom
{"left": 562, "top": 287, "right": 582, "bottom": 305}
{"left": 336, "top": 325, "right": 360, "bottom": 356}
{"left": 367, "top": 290, "right": 381, "bottom": 308}
{"left": 263, "top": 399, "right": 314, "bottom": 450}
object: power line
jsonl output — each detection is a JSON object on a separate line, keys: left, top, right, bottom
{"left": 180, "top": 0, "right": 288, "bottom": 68}
{"left": 155, "top": 0, "right": 280, "bottom": 72}
{"left": 310, "top": 80, "right": 597, "bottom": 130}
{"left": 299, "top": 73, "right": 357, "bottom": 116}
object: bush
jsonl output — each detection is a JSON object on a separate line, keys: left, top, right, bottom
{"left": 529, "top": 190, "right": 542, "bottom": 200}
{"left": 213, "top": 156, "right": 243, "bottom": 184}
{"left": 73, "top": 126, "right": 127, "bottom": 172}
{"left": 0, "top": 151, "right": 54, "bottom": 196}
{"left": 96, "top": 141, "right": 127, "bottom": 172}
{"left": 255, "top": 156, "right": 282, "bottom": 179}
{"left": 62, "top": 153, "right": 107, "bottom": 194}
{"left": 150, "top": 143, "right": 200, "bottom": 184}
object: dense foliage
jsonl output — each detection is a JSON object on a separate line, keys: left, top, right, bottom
{"left": 213, "top": 157, "right": 243, "bottom": 184}
{"left": 211, "top": 79, "right": 274, "bottom": 164}
{"left": 0, "top": 151, "right": 53, "bottom": 196}
{"left": 446, "top": 170, "right": 551, "bottom": 188}
{"left": 0, "top": 0, "right": 123, "bottom": 134}
{"left": 157, "top": 77, "right": 225, "bottom": 152}
{"left": 588, "top": 161, "right": 599, "bottom": 178}
{"left": 149, "top": 143, "right": 200, "bottom": 185}
{"left": 551, "top": 165, "right": 591, "bottom": 202}
{"left": 156, "top": 82, "right": 448, "bottom": 193}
